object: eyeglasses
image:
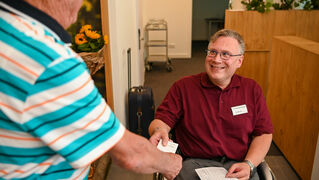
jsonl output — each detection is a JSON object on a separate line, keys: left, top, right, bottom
{"left": 205, "top": 49, "right": 242, "bottom": 60}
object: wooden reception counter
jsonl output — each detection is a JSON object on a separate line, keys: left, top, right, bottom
{"left": 267, "top": 36, "right": 319, "bottom": 180}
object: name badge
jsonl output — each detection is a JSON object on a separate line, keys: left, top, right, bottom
{"left": 231, "top": 104, "right": 248, "bottom": 116}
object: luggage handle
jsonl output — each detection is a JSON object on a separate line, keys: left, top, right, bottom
{"left": 127, "top": 48, "right": 131, "bottom": 90}
{"left": 137, "top": 111, "right": 143, "bottom": 135}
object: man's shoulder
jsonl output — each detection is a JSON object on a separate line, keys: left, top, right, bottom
{"left": 170, "top": 73, "right": 203, "bottom": 91}
{"left": 176, "top": 73, "right": 202, "bottom": 83}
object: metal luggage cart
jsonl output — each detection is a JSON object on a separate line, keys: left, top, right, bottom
{"left": 144, "top": 19, "right": 172, "bottom": 72}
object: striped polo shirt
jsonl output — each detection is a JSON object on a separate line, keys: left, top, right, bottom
{"left": 0, "top": 0, "right": 125, "bottom": 179}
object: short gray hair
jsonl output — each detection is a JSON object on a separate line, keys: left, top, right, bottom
{"left": 209, "top": 29, "right": 245, "bottom": 54}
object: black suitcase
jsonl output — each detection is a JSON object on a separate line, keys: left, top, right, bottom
{"left": 128, "top": 86, "right": 155, "bottom": 138}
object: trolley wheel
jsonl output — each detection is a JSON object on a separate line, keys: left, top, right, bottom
{"left": 145, "top": 64, "right": 152, "bottom": 71}
{"left": 166, "top": 65, "right": 172, "bottom": 72}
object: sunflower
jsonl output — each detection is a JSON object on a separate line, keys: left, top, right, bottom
{"left": 85, "top": 29, "right": 101, "bottom": 39}
{"left": 79, "top": 24, "right": 92, "bottom": 33}
{"left": 72, "top": 24, "right": 105, "bottom": 52}
{"left": 75, "top": 33, "right": 88, "bottom": 45}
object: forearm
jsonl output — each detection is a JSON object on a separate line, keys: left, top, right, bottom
{"left": 108, "top": 130, "right": 173, "bottom": 174}
{"left": 148, "top": 119, "right": 171, "bottom": 136}
{"left": 244, "top": 133, "right": 272, "bottom": 166}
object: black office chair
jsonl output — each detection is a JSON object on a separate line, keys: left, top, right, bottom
{"left": 153, "top": 130, "right": 276, "bottom": 180}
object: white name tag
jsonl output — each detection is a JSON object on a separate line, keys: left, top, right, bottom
{"left": 231, "top": 104, "right": 248, "bottom": 116}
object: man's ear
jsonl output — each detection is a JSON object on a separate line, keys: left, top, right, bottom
{"left": 237, "top": 55, "right": 244, "bottom": 68}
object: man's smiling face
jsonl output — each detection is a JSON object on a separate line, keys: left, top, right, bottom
{"left": 205, "top": 36, "right": 243, "bottom": 89}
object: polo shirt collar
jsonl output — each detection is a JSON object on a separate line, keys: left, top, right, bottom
{"left": 200, "top": 72, "right": 241, "bottom": 90}
{"left": 0, "top": 0, "right": 72, "bottom": 43}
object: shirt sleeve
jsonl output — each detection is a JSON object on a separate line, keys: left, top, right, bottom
{"left": 22, "top": 56, "right": 125, "bottom": 168}
{"left": 252, "top": 83, "right": 273, "bottom": 136}
{"left": 155, "top": 81, "right": 184, "bottom": 128}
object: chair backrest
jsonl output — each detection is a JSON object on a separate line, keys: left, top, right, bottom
{"left": 257, "top": 160, "right": 276, "bottom": 180}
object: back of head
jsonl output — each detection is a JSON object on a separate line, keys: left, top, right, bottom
{"left": 210, "top": 29, "right": 245, "bottom": 54}
{"left": 25, "top": 0, "right": 83, "bottom": 29}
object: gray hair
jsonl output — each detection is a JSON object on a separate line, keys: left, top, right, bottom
{"left": 209, "top": 29, "right": 245, "bottom": 54}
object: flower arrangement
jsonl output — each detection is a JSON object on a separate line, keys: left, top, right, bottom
{"left": 72, "top": 25, "right": 108, "bottom": 75}
{"left": 72, "top": 24, "right": 108, "bottom": 52}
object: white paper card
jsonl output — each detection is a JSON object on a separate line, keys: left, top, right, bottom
{"left": 231, "top": 104, "right": 248, "bottom": 116}
{"left": 195, "top": 167, "right": 238, "bottom": 180}
{"left": 157, "top": 140, "right": 179, "bottom": 180}
{"left": 157, "top": 139, "right": 178, "bottom": 153}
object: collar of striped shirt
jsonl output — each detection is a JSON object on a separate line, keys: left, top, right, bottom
{"left": 0, "top": 0, "right": 72, "bottom": 43}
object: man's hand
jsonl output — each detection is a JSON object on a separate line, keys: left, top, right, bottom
{"left": 148, "top": 119, "right": 171, "bottom": 146}
{"left": 226, "top": 162, "right": 250, "bottom": 180}
{"left": 160, "top": 153, "right": 182, "bottom": 180}
{"left": 149, "top": 128, "right": 170, "bottom": 146}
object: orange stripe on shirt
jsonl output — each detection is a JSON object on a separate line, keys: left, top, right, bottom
{"left": 48, "top": 104, "right": 107, "bottom": 146}
{"left": 10, "top": 13, "right": 38, "bottom": 35}
{"left": 14, "top": 170, "right": 25, "bottom": 174}
{"left": 38, "top": 162, "right": 52, "bottom": 166}
{"left": 0, "top": 53, "right": 39, "bottom": 77}
{"left": 0, "top": 102, "right": 22, "bottom": 113}
{"left": 73, "top": 165, "right": 90, "bottom": 180}
{"left": 1, "top": 162, "right": 53, "bottom": 175}
{"left": 24, "top": 76, "right": 92, "bottom": 112}
{"left": 0, "top": 170, "right": 8, "bottom": 175}
{"left": 0, "top": 134, "right": 40, "bottom": 141}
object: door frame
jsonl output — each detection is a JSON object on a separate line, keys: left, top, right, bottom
{"left": 100, "top": 0, "right": 114, "bottom": 110}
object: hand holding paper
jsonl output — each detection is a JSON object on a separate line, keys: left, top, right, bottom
{"left": 157, "top": 139, "right": 178, "bottom": 153}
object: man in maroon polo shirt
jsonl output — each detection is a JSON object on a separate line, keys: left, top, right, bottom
{"left": 149, "top": 29, "right": 273, "bottom": 180}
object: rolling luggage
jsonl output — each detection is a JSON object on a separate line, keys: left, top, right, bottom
{"left": 128, "top": 86, "right": 155, "bottom": 138}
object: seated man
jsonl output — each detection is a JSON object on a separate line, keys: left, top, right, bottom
{"left": 149, "top": 29, "right": 273, "bottom": 180}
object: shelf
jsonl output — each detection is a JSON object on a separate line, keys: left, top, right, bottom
{"left": 146, "top": 55, "right": 168, "bottom": 62}
{"left": 145, "top": 24, "right": 167, "bottom": 30}
{"left": 146, "top": 40, "right": 167, "bottom": 47}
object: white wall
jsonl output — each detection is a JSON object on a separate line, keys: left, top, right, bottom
{"left": 107, "top": 0, "right": 142, "bottom": 125}
{"left": 230, "top": 0, "right": 245, "bottom": 10}
{"left": 141, "top": 0, "right": 192, "bottom": 58}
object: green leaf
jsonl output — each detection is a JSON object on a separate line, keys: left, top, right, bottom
{"left": 78, "top": 43, "right": 89, "bottom": 49}
{"left": 89, "top": 42, "right": 97, "bottom": 49}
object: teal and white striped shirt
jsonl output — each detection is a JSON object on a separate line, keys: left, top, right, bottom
{"left": 0, "top": 1, "right": 124, "bottom": 179}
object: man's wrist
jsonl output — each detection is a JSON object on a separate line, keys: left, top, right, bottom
{"left": 244, "top": 159, "right": 256, "bottom": 178}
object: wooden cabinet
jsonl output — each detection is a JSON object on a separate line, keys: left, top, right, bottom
{"left": 267, "top": 36, "right": 319, "bottom": 180}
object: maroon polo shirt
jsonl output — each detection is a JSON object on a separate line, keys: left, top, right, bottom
{"left": 155, "top": 72, "right": 273, "bottom": 161}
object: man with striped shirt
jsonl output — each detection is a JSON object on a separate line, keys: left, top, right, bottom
{"left": 0, "top": 0, "right": 182, "bottom": 179}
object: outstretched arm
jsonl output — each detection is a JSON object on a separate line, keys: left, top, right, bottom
{"left": 108, "top": 129, "right": 182, "bottom": 180}
{"left": 226, "top": 133, "right": 272, "bottom": 179}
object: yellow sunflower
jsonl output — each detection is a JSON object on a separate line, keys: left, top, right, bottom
{"left": 85, "top": 29, "right": 101, "bottom": 39}
{"left": 79, "top": 24, "right": 92, "bottom": 33}
{"left": 75, "top": 33, "right": 88, "bottom": 45}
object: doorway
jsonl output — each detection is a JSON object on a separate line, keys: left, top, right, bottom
{"left": 192, "top": 0, "right": 229, "bottom": 42}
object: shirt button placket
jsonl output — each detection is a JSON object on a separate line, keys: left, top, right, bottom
{"left": 219, "top": 92, "right": 224, "bottom": 113}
